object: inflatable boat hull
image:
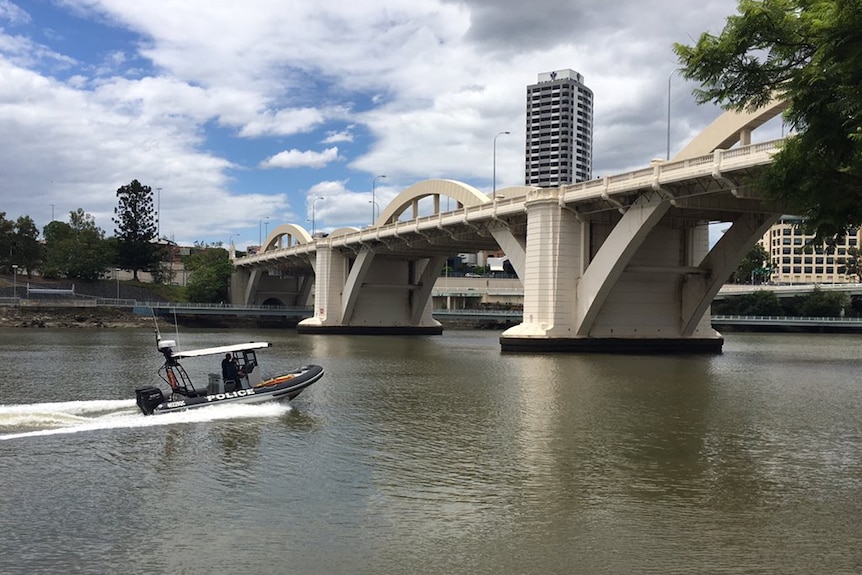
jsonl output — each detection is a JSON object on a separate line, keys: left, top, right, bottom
{"left": 136, "top": 364, "right": 324, "bottom": 415}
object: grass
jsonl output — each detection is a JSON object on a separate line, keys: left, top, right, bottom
{"left": 124, "top": 280, "right": 187, "bottom": 302}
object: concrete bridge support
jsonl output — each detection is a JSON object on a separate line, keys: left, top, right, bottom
{"left": 500, "top": 189, "right": 763, "bottom": 353}
{"left": 231, "top": 266, "right": 314, "bottom": 307}
{"left": 297, "top": 244, "right": 445, "bottom": 334}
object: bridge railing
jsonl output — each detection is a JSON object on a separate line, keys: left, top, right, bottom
{"left": 235, "top": 138, "right": 786, "bottom": 267}
{"left": 711, "top": 315, "right": 862, "bottom": 324}
{"left": 140, "top": 301, "right": 313, "bottom": 312}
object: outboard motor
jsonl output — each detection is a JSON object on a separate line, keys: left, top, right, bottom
{"left": 135, "top": 386, "right": 165, "bottom": 416}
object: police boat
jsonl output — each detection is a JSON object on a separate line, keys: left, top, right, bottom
{"left": 134, "top": 338, "right": 324, "bottom": 416}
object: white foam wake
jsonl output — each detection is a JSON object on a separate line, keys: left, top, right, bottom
{"left": 0, "top": 399, "right": 291, "bottom": 441}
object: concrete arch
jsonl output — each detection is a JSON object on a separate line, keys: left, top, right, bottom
{"left": 673, "top": 99, "right": 789, "bottom": 161}
{"left": 262, "top": 224, "right": 312, "bottom": 253}
{"left": 377, "top": 179, "right": 489, "bottom": 225}
{"left": 328, "top": 226, "right": 360, "bottom": 238}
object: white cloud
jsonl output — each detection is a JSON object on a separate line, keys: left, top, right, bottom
{"left": 261, "top": 147, "right": 340, "bottom": 169}
{"left": 322, "top": 129, "right": 354, "bottom": 144}
{"left": 301, "top": 179, "right": 394, "bottom": 230}
{"left": 0, "top": 0, "right": 28, "bottom": 25}
{"left": 0, "top": 0, "right": 763, "bottom": 243}
{"left": 239, "top": 107, "right": 327, "bottom": 138}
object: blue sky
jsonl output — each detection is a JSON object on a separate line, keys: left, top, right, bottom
{"left": 0, "top": 0, "right": 782, "bottom": 248}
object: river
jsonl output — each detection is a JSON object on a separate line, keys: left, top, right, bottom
{"left": 1, "top": 328, "right": 861, "bottom": 574}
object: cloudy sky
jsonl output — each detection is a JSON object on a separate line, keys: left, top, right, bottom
{"left": 0, "top": 0, "right": 777, "bottom": 248}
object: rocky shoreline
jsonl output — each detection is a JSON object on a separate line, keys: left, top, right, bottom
{"left": 0, "top": 306, "right": 165, "bottom": 329}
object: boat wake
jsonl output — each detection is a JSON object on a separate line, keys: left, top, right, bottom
{"left": 0, "top": 399, "right": 292, "bottom": 441}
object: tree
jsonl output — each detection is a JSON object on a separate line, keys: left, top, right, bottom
{"left": 43, "top": 209, "right": 111, "bottom": 281}
{"left": 799, "top": 286, "right": 848, "bottom": 317}
{"left": 113, "top": 179, "right": 160, "bottom": 280}
{"left": 14, "top": 216, "right": 42, "bottom": 276}
{"left": 184, "top": 247, "right": 235, "bottom": 303}
{"left": 838, "top": 246, "right": 862, "bottom": 281}
{"left": 731, "top": 243, "right": 770, "bottom": 284}
{"left": 0, "top": 212, "right": 15, "bottom": 273}
{"left": 0, "top": 213, "right": 42, "bottom": 275}
{"left": 674, "top": 0, "right": 862, "bottom": 241}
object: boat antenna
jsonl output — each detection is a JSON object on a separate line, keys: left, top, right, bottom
{"left": 151, "top": 307, "right": 162, "bottom": 340}
{"left": 173, "top": 308, "right": 181, "bottom": 352}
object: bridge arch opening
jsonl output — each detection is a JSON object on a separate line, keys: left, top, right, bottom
{"left": 376, "top": 179, "right": 489, "bottom": 225}
{"left": 261, "top": 297, "right": 285, "bottom": 307}
{"left": 261, "top": 224, "right": 313, "bottom": 253}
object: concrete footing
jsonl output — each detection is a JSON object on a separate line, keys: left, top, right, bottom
{"left": 499, "top": 336, "right": 724, "bottom": 354}
{"left": 297, "top": 325, "right": 443, "bottom": 335}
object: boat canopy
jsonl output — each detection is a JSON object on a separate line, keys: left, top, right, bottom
{"left": 169, "top": 342, "right": 272, "bottom": 359}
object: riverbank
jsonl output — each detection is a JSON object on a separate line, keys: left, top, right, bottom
{"left": 0, "top": 307, "right": 164, "bottom": 329}
{"left": 0, "top": 306, "right": 501, "bottom": 330}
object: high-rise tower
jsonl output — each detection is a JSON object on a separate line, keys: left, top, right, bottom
{"left": 525, "top": 69, "right": 593, "bottom": 187}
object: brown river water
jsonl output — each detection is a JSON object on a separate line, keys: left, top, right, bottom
{"left": 1, "top": 327, "right": 861, "bottom": 574}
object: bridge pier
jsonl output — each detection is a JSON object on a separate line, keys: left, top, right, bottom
{"left": 500, "top": 190, "right": 725, "bottom": 354}
{"left": 297, "top": 244, "right": 444, "bottom": 335}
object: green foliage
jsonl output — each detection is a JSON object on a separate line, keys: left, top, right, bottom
{"left": 838, "top": 246, "right": 862, "bottom": 281}
{"left": 13, "top": 215, "right": 42, "bottom": 275}
{"left": 714, "top": 287, "right": 847, "bottom": 317}
{"left": 0, "top": 212, "right": 42, "bottom": 274}
{"left": 731, "top": 243, "right": 771, "bottom": 283}
{"left": 149, "top": 261, "right": 176, "bottom": 285}
{"left": 183, "top": 248, "right": 234, "bottom": 303}
{"left": 714, "top": 290, "right": 784, "bottom": 315}
{"left": 799, "top": 287, "right": 849, "bottom": 317}
{"left": 113, "top": 179, "right": 161, "bottom": 281}
{"left": 43, "top": 209, "right": 111, "bottom": 281}
{"left": 674, "top": 0, "right": 862, "bottom": 240}
{"left": 125, "top": 280, "right": 187, "bottom": 303}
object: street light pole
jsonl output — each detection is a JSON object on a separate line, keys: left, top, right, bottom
{"left": 372, "top": 175, "right": 386, "bottom": 225}
{"left": 666, "top": 69, "right": 681, "bottom": 161}
{"left": 11, "top": 264, "right": 17, "bottom": 305}
{"left": 259, "top": 216, "right": 269, "bottom": 247}
{"left": 311, "top": 196, "right": 324, "bottom": 236}
{"left": 493, "top": 131, "right": 510, "bottom": 199}
{"left": 368, "top": 200, "right": 379, "bottom": 222}
{"left": 116, "top": 268, "right": 120, "bottom": 299}
{"left": 156, "top": 187, "right": 162, "bottom": 238}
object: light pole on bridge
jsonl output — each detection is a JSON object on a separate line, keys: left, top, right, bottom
{"left": 493, "top": 131, "right": 510, "bottom": 199}
{"left": 258, "top": 216, "right": 269, "bottom": 247}
{"left": 310, "top": 196, "right": 324, "bottom": 236}
{"left": 666, "top": 68, "right": 682, "bottom": 160}
{"left": 372, "top": 175, "right": 386, "bottom": 225}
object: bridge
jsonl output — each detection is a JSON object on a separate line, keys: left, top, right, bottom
{"left": 232, "top": 102, "right": 789, "bottom": 353}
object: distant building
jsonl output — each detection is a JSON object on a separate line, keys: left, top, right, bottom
{"left": 760, "top": 216, "right": 861, "bottom": 284}
{"left": 525, "top": 69, "right": 594, "bottom": 187}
